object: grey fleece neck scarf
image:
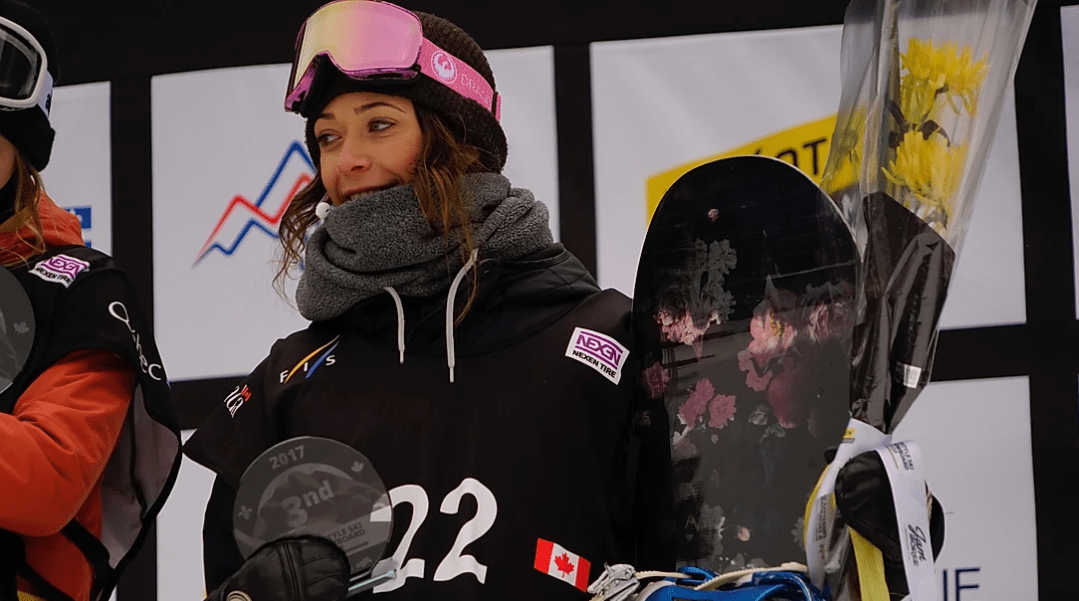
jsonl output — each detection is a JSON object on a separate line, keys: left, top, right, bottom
{"left": 296, "top": 172, "right": 554, "bottom": 322}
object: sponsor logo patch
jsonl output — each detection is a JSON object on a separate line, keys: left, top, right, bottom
{"left": 225, "top": 384, "right": 252, "bottom": 418}
{"left": 30, "top": 254, "right": 89, "bottom": 287}
{"left": 565, "top": 327, "right": 630, "bottom": 384}
{"left": 109, "top": 301, "right": 165, "bottom": 381}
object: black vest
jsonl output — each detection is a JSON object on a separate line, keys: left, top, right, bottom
{"left": 0, "top": 245, "right": 182, "bottom": 601}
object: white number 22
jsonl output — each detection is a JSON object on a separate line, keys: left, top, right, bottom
{"left": 373, "top": 478, "right": 498, "bottom": 593}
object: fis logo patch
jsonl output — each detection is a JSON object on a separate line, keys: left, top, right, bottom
{"left": 565, "top": 327, "right": 629, "bottom": 384}
{"left": 280, "top": 336, "right": 340, "bottom": 384}
{"left": 30, "top": 254, "right": 89, "bottom": 287}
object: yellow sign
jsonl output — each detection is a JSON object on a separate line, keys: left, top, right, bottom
{"left": 644, "top": 114, "right": 853, "bottom": 223}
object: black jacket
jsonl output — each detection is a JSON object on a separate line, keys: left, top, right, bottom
{"left": 184, "top": 244, "right": 673, "bottom": 600}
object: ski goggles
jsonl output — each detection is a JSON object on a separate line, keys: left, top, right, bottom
{"left": 0, "top": 16, "right": 52, "bottom": 115}
{"left": 285, "top": 0, "right": 500, "bottom": 121}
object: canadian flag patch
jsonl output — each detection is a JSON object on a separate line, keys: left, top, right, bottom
{"left": 534, "top": 538, "right": 591, "bottom": 591}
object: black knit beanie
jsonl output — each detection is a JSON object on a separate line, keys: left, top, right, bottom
{"left": 301, "top": 9, "right": 507, "bottom": 174}
{"left": 0, "top": 0, "right": 58, "bottom": 172}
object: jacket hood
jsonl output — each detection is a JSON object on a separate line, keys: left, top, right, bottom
{"left": 323, "top": 244, "right": 602, "bottom": 356}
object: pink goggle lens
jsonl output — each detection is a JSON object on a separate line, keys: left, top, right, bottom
{"left": 285, "top": 0, "right": 499, "bottom": 121}
{"left": 287, "top": 1, "right": 424, "bottom": 108}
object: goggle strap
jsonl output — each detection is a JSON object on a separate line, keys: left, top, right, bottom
{"left": 417, "top": 38, "right": 499, "bottom": 120}
{"left": 37, "top": 70, "right": 52, "bottom": 116}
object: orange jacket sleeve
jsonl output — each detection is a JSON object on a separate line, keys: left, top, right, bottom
{"left": 0, "top": 349, "right": 134, "bottom": 537}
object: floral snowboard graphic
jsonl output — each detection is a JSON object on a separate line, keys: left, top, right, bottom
{"left": 633, "top": 155, "right": 858, "bottom": 572}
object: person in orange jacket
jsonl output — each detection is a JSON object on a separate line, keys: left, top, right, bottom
{"left": 0, "top": 2, "right": 182, "bottom": 600}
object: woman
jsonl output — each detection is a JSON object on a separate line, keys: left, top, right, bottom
{"left": 183, "top": 2, "right": 671, "bottom": 600}
{"left": 0, "top": 2, "right": 181, "bottom": 600}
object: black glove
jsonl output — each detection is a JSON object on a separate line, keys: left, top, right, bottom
{"left": 204, "top": 536, "right": 350, "bottom": 601}
{"left": 834, "top": 451, "right": 945, "bottom": 601}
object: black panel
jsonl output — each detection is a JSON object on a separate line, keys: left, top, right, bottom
{"left": 554, "top": 44, "right": 598, "bottom": 275}
{"left": 109, "top": 76, "right": 159, "bottom": 601}
{"left": 1015, "top": 3, "right": 1079, "bottom": 599}
{"left": 33, "top": 0, "right": 852, "bottom": 85}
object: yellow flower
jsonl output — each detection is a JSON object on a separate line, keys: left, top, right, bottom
{"left": 947, "top": 44, "right": 989, "bottom": 114}
{"left": 902, "top": 38, "right": 948, "bottom": 91}
{"left": 882, "top": 130, "right": 968, "bottom": 224}
{"left": 898, "top": 75, "right": 939, "bottom": 125}
{"left": 899, "top": 38, "right": 988, "bottom": 117}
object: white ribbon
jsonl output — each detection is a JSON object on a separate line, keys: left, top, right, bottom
{"left": 876, "top": 440, "right": 937, "bottom": 601}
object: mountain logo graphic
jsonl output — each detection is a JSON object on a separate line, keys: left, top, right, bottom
{"left": 195, "top": 141, "right": 314, "bottom": 265}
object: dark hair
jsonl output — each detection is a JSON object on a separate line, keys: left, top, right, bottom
{"left": 275, "top": 103, "right": 487, "bottom": 323}
{"left": 0, "top": 153, "right": 46, "bottom": 267}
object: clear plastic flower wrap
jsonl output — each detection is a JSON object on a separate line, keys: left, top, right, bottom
{"left": 808, "top": 0, "right": 1036, "bottom": 599}
{"left": 821, "top": 0, "right": 1037, "bottom": 434}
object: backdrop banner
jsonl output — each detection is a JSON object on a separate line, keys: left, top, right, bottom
{"left": 48, "top": 82, "right": 112, "bottom": 253}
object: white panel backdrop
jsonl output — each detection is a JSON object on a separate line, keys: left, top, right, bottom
{"left": 488, "top": 46, "right": 561, "bottom": 240}
{"left": 1063, "top": 5, "right": 1079, "bottom": 318}
{"left": 152, "top": 48, "right": 560, "bottom": 383}
{"left": 152, "top": 63, "right": 313, "bottom": 382}
{"left": 892, "top": 377, "right": 1037, "bottom": 601}
{"left": 47, "top": 82, "right": 112, "bottom": 253}
{"left": 591, "top": 25, "right": 1026, "bottom": 330}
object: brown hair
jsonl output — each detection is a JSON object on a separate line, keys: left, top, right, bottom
{"left": 0, "top": 152, "right": 46, "bottom": 268}
{"left": 275, "top": 104, "right": 487, "bottom": 323}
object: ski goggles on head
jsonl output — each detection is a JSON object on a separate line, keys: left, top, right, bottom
{"left": 0, "top": 16, "right": 51, "bottom": 115}
{"left": 285, "top": 0, "right": 500, "bottom": 121}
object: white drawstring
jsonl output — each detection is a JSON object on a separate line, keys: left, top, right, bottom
{"left": 383, "top": 286, "right": 405, "bottom": 364}
{"left": 445, "top": 249, "right": 478, "bottom": 383}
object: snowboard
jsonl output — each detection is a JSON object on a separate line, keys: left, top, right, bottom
{"left": 632, "top": 154, "right": 858, "bottom": 572}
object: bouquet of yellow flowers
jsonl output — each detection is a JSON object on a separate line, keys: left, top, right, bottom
{"left": 805, "top": 0, "right": 1036, "bottom": 599}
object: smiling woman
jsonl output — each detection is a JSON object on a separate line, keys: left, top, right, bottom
{"left": 312, "top": 91, "right": 424, "bottom": 204}
{"left": 181, "top": 2, "right": 673, "bottom": 601}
